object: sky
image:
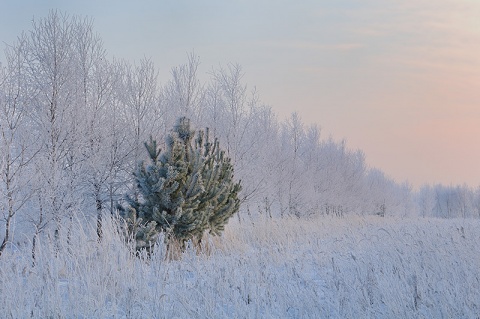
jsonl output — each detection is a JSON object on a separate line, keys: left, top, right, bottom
{"left": 1, "top": 0, "right": 479, "bottom": 189}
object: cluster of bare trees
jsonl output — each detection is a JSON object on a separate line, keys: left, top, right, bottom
{"left": 417, "top": 184, "right": 480, "bottom": 218}
{"left": 0, "top": 12, "right": 148, "bottom": 255}
{"left": 3, "top": 11, "right": 473, "bottom": 256}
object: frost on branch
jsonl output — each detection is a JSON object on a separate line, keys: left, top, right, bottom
{"left": 119, "top": 117, "right": 242, "bottom": 252}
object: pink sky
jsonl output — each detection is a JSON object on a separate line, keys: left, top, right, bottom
{"left": 1, "top": 0, "right": 479, "bottom": 188}
{"left": 246, "top": 0, "right": 480, "bottom": 188}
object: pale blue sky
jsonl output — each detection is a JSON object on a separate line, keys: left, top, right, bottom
{"left": 1, "top": 0, "right": 480, "bottom": 188}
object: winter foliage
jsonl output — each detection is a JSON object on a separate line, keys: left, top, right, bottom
{"left": 120, "top": 117, "right": 241, "bottom": 251}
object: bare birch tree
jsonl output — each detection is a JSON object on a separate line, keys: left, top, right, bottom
{"left": 0, "top": 38, "right": 39, "bottom": 256}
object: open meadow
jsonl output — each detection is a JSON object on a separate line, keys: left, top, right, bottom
{"left": 1, "top": 215, "right": 478, "bottom": 318}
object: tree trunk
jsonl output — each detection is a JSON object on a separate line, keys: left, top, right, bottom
{"left": 0, "top": 201, "right": 13, "bottom": 256}
{"left": 96, "top": 184, "right": 103, "bottom": 240}
{"left": 0, "top": 223, "right": 9, "bottom": 256}
{"left": 31, "top": 230, "right": 39, "bottom": 267}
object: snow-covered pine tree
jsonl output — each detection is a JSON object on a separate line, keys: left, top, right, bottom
{"left": 120, "top": 117, "right": 241, "bottom": 252}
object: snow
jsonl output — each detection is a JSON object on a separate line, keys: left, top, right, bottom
{"left": 0, "top": 215, "right": 479, "bottom": 318}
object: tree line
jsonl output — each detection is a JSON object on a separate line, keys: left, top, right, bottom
{"left": 1, "top": 11, "right": 479, "bottom": 256}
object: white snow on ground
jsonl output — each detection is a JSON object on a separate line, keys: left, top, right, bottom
{"left": 0, "top": 215, "right": 479, "bottom": 318}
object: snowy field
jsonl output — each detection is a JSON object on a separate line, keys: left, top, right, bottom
{"left": 0, "top": 215, "right": 479, "bottom": 318}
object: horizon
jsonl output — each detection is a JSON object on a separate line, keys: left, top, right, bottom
{"left": 1, "top": 0, "right": 479, "bottom": 189}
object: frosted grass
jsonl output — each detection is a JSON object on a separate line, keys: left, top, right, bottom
{"left": 0, "top": 215, "right": 479, "bottom": 318}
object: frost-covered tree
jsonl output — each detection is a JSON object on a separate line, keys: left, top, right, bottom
{"left": 120, "top": 117, "right": 241, "bottom": 251}
{"left": 0, "top": 43, "right": 39, "bottom": 256}
{"left": 161, "top": 52, "right": 204, "bottom": 126}
{"left": 19, "top": 11, "right": 88, "bottom": 251}
{"left": 418, "top": 184, "right": 479, "bottom": 219}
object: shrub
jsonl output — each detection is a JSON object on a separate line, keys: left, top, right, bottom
{"left": 120, "top": 117, "right": 241, "bottom": 252}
